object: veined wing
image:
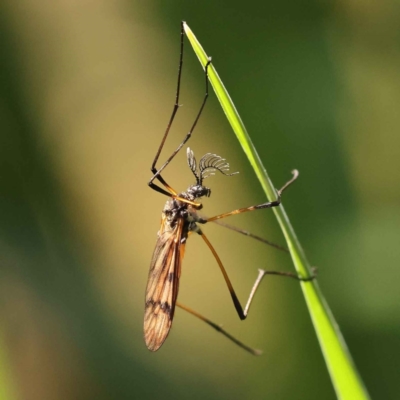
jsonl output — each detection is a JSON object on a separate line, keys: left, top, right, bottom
{"left": 144, "top": 216, "right": 186, "bottom": 351}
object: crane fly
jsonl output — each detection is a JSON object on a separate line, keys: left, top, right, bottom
{"left": 145, "top": 21, "right": 314, "bottom": 355}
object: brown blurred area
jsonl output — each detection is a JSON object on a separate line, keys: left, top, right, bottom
{"left": 0, "top": 1, "right": 399, "bottom": 399}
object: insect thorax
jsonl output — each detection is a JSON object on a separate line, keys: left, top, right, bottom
{"left": 162, "top": 185, "right": 210, "bottom": 229}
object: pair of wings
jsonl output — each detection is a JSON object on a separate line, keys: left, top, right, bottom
{"left": 144, "top": 216, "right": 186, "bottom": 351}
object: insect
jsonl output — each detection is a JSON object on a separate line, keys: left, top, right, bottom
{"left": 144, "top": 21, "right": 314, "bottom": 355}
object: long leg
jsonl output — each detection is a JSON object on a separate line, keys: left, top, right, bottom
{"left": 149, "top": 58, "right": 212, "bottom": 190}
{"left": 176, "top": 302, "right": 261, "bottom": 356}
{"left": 211, "top": 220, "right": 289, "bottom": 253}
{"left": 197, "top": 229, "right": 314, "bottom": 321}
{"left": 200, "top": 170, "right": 299, "bottom": 223}
{"left": 149, "top": 23, "right": 212, "bottom": 197}
{"left": 151, "top": 22, "right": 185, "bottom": 176}
{"left": 149, "top": 22, "right": 185, "bottom": 197}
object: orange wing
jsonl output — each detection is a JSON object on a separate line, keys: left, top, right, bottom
{"left": 144, "top": 216, "right": 186, "bottom": 351}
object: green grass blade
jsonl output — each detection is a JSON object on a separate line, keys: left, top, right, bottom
{"left": 183, "top": 21, "right": 370, "bottom": 400}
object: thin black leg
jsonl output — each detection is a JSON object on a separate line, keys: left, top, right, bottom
{"left": 149, "top": 58, "right": 212, "bottom": 189}
{"left": 201, "top": 170, "right": 299, "bottom": 222}
{"left": 176, "top": 302, "right": 261, "bottom": 356}
{"left": 198, "top": 228, "right": 315, "bottom": 321}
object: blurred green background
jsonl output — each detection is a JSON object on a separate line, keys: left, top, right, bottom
{"left": 1, "top": 1, "right": 399, "bottom": 399}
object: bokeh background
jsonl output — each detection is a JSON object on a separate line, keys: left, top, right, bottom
{"left": 1, "top": 1, "right": 399, "bottom": 399}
